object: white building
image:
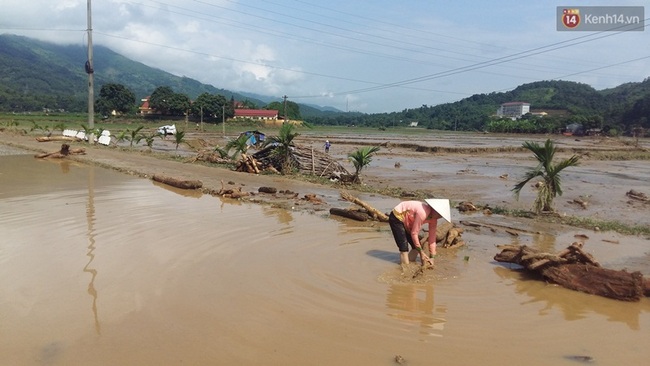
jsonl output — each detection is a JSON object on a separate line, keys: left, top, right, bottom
{"left": 497, "top": 102, "right": 530, "bottom": 119}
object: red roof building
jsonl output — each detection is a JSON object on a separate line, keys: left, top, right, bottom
{"left": 234, "top": 109, "right": 279, "bottom": 120}
{"left": 138, "top": 97, "right": 153, "bottom": 115}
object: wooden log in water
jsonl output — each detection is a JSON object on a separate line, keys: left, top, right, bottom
{"left": 339, "top": 191, "right": 388, "bottom": 222}
{"left": 152, "top": 174, "right": 203, "bottom": 189}
{"left": 329, "top": 208, "right": 369, "bottom": 221}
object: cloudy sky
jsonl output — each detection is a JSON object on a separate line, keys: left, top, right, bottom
{"left": 1, "top": 0, "right": 648, "bottom": 113}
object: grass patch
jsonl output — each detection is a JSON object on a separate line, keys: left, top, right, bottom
{"left": 558, "top": 216, "right": 650, "bottom": 236}
{"left": 492, "top": 205, "right": 650, "bottom": 236}
{"left": 583, "top": 150, "right": 650, "bottom": 161}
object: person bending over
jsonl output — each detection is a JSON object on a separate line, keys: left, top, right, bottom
{"left": 388, "top": 199, "right": 451, "bottom": 266}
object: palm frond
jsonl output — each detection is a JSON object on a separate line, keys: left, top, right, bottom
{"left": 512, "top": 168, "right": 543, "bottom": 198}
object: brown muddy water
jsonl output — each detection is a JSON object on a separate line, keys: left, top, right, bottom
{"left": 1, "top": 152, "right": 650, "bottom": 366}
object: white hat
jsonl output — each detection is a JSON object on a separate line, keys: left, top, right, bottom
{"left": 424, "top": 199, "right": 451, "bottom": 223}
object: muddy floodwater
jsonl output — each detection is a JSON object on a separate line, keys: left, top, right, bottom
{"left": 1, "top": 150, "right": 650, "bottom": 365}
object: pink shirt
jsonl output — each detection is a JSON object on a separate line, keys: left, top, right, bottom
{"left": 392, "top": 201, "right": 437, "bottom": 247}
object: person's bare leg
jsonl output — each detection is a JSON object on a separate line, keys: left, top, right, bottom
{"left": 408, "top": 249, "right": 418, "bottom": 262}
{"left": 400, "top": 252, "right": 410, "bottom": 266}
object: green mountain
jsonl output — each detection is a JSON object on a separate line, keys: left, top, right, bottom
{"left": 0, "top": 34, "right": 273, "bottom": 112}
{"left": 423, "top": 79, "right": 650, "bottom": 131}
{"left": 308, "top": 78, "right": 650, "bottom": 133}
{"left": 1, "top": 34, "right": 647, "bottom": 131}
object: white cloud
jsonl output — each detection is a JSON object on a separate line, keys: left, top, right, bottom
{"left": 53, "top": 0, "right": 82, "bottom": 12}
{"left": 0, "top": 0, "right": 648, "bottom": 112}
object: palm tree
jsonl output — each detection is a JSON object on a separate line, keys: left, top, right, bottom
{"left": 348, "top": 146, "right": 380, "bottom": 183}
{"left": 143, "top": 132, "right": 158, "bottom": 151}
{"left": 263, "top": 123, "right": 300, "bottom": 173}
{"left": 112, "top": 130, "right": 128, "bottom": 147}
{"left": 513, "top": 139, "right": 580, "bottom": 213}
{"left": 225, "top": 134, "right": 250, "bottom": 159}
{"left": 173, "top": 130, "right": 186, "bottom": 150}
{"left": 126, "top": 126, "right": 144, "bottom": 148}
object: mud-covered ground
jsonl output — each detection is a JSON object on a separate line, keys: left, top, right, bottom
{"left": 2, "top": 129, "right": 649, "bottom": 230}
{"left": 2, "top": 128, "right": 650, "bottom": 366}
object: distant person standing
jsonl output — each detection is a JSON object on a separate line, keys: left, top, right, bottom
{"left": 324, "top": 140, "right": 331, "bottom": 153}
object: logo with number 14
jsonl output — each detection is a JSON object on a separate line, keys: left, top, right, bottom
{"left": 562, "top": 9, "right": 581, "bottom": 29}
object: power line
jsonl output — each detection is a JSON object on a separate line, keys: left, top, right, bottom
{"left": 325, "top": 19, "right": 649, "bottom": 98}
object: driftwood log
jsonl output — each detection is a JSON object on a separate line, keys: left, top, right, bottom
{"left": 35, "top": 144, "right": 85, "bottom": 158}
{"left": 329, "top": 208, "right": 371, "bottom": 221}
{"left": 152, "top": 174, "right": 203, "bottom": 189}
{"left": 495, "top": 242, "right": 650, "bottom": 301}
{"left": 35, "top": 136, "right": 80, "bottom": 142}
{"left": 339, "top": 191, "right": 389, "bottom": 222}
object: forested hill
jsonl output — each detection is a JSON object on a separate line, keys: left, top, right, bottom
{"left": 406, "top": 80, "right": 613, "bottom": 130}
{"left": 0, "top": 34, "right": 263, "bottom": 112}
{"left": 426, "top": 79, "right": 650, "bottom": 132}
{"left": 308, "top": 78, "right": 650, "bottom": 133}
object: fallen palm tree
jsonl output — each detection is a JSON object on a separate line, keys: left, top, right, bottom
{"left": 494, "top": 242, "right": 650, "bottom": 301}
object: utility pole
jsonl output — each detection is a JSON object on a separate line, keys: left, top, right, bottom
{"left": 222, "top": 104, "right": 225, "bottom": 137}
{"left": 200, "top": 105, "right": 204, "bottom": 132}
{"left": 86, "top": 0, "right": 94, "bottom": 128}
{"left": 282, "top": 95, "right": 288, "bottom": 124}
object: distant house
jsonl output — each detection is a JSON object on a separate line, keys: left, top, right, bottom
{"left": 409, "top": 121, "right": 419, "bottom": 127}
{"left": 233, "top": 109, "right": 279, "bottom": 121}
{"left": 497, "top": 102, "right": 530, "bottom": 119}
{"left": 139, "top": 97, "right": 153, "bottom": 115}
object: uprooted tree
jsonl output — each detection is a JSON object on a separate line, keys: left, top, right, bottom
{"left": 494, "top": 242, "right": 650, "bottom": 301}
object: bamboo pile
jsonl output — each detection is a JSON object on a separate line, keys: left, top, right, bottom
{"left": 250, "top": 144, "right": 349, "bottom": 177}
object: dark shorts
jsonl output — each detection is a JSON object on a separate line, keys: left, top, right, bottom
{"left": 389, "top": 212, "right": 414, "bottom": 252}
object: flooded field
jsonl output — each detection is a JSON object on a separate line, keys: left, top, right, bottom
{"left": 1, "top": 149, "right": 649, "bottom": 366}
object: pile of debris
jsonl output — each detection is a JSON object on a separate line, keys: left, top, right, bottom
{"left": 247, "top": 144, "right": 350, "bottom": 178}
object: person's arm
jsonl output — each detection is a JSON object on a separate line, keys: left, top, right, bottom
{"left": 410, "top": 218, "right": 433, "bottom": 265}
{"left": 428, "top": 219, "right": 438, "bottom": 256}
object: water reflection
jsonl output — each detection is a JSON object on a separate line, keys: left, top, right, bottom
{"left": 385, "top": 284, "right": 447, "bottom": 338}
{"left": 152, "top": 180, "right": 203, "bottom": 199}
{"left": 84, "top": 166, "right": 101, "bottom": 335}
{"left": 60, "top": 160, "right": 71, "bottom": 174}
{"left": 261, "top": 205, "right": 294, "bottom": 225}
{"left": 493, "top": 266, "right": 650, "bottom": 330}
